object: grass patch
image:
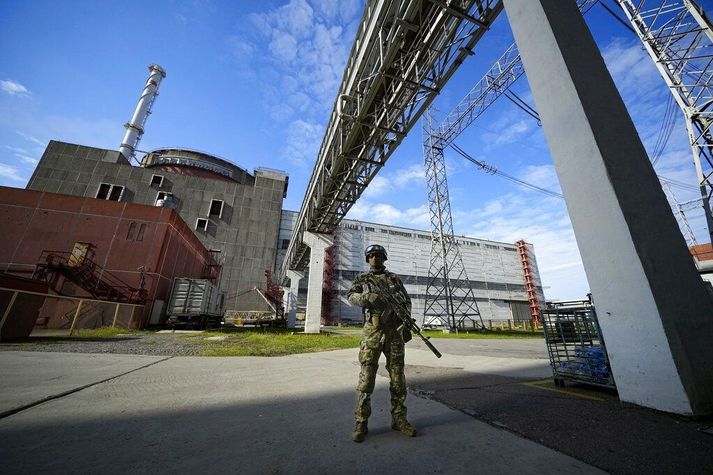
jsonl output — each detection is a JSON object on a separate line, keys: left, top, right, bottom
{"left": 71, "top": 327, "right": 148, "bottom": 339}
{"left": 183, "top": 331, "right": 362, "bottom": 356}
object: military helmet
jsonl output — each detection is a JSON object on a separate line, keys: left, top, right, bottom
{"left": 364, "top": 244, "right": 387, "bottom": 262}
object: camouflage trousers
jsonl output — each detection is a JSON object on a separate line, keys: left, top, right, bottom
{"left": 354, "top": 319, "right": 407, "bottom": 423}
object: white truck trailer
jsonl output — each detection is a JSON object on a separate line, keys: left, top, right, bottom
{"left": 166, "top": 278, "right": 225, "bottom": 329}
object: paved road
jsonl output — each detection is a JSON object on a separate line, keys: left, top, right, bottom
{"left": 2, "top": 337, "right": 711, "bottom": 474}
{"left": 0, "top": 340, "right": 602, "bottom": 475}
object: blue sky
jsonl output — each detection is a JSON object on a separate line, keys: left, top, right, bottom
{"left": 1, "top": 0, "right": 708, "bottom": 300}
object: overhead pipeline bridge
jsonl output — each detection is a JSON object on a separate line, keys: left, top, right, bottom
{"left": 279, "top": 0, "right": 504, "bottom": 282}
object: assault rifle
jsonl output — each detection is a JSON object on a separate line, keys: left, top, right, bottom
{"left": 365, "top": 276, "right": 442, "bottom": 359}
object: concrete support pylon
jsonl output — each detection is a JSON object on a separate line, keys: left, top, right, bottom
{"left": 303, "top": 232, "right": 333, "bottom": 334}
{"left": 284, "top": 270, "right": 304, "bottom": 329}
{"left": 504, "top": 0, "right": 713, "bottom": 415}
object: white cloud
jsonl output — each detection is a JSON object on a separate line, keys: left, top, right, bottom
{"left": 393, "top": 164, "right": 424, "bottom": 188}
{"left": 281, "top": 119, "right": 323, "bottom": 165}
{"left": 0, "top": 163, "right": 26, "bottom": 182}
{"left": 361, "top": 176, "right": 392, "bottom": 199}
{"left": 518, "top": 164, "right": 562, "bottom": 194}
{"left": 493, "top": 119, "right": 531, "bottom": 146}
{"left": 230, "top": 0, "right": 361, "bottom": 124}
{"left": 15, "top": 131, "right": 44, "bottom": 147}
{"left": 601, "top": 38, "right": 659, "bottom": 99}
{"left": 1, "top": 80, "right": 30, "bottom": 96}
{"left": 358, "top": 163, "right": 424, "bottom": 200}
{"left": 225, "top": 36, "right": 255, "bottom": 59}
{"left": 455, "top": 193, "right": 588, "bottom": 300}
{"left": 5, "top": 145, "right": 30, "bottom": 155}
{"left": 17, "top": 155, "right": 39, "bottom": 166}
{"left": 347, "top": 201, "right": 429, "bottom": 228}
{"left": 270, "top": 32, "right": 299, "bottom": 61}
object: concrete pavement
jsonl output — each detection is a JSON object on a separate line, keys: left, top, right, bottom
{"left": 0, "top": 341, "right": 604, "bottom": 474}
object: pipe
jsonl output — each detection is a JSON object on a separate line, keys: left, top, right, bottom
{"left": 119, "top": 64, "right": 166, "bottom": 162}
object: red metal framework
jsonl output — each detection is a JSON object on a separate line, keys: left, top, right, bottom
{"left": 516, "top": 239, "right": 541, "bottom": 325}
{"left": 263, "top": 269, "right": 284, "bottom": 318}
{"left": 33, "top": 246, "right": 146, "bottom": 304}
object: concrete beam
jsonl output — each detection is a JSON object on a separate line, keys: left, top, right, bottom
{"left": 284, "top": 270, "right": 304, "bottom": 329}
{"left": 504, "top": 0, "right": 713, "bottom": 415}
{"left": 303, "top": 232, "right": 333, "bottom": 334}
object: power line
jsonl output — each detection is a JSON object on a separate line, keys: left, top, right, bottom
{"left": 449, "top": 143, "right": 564, "bottom": 199}
{"left": 651, "top": 96, "right": 677, "bottom": 166}
{"left": 503, "top": 90, "right": 541, "bottom": 125}
{"left": 598, "top": 0, "right": 637, "bottom": 34}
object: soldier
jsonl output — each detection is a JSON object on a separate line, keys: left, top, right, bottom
{"left": 348, "top": 244, "right": 417, "bottom": 443}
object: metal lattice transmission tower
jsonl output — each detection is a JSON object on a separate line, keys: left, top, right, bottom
{"left": 662, "top": 182, "right": 699, "bottom": 247}
{"left": 422, "top": 109, "right": 484, "bottom": 330}
{"left": 419, "top": 0, "right": 597, "bottom": 329}
{"left": 615, "top": 0, "right": 713, "bottom": 243}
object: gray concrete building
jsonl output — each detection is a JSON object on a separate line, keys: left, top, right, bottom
{"left": 276, "top": 210, "right": 544, "bottom": 325}
{"left": 27, "top": 140, "right": 288, "bottom": 309}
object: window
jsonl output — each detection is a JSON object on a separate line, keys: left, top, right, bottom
{"left": 136, "top": 223, "right": 146, "bottom": 241}
{"left": 150, "top": 174, "right": 164, "bottom": 187}
{"left": 365, "top": 227, "right": 375, "bottom": 232}
{"left": 196, "top": 218, "right": 208, "bottom": 231}
{"left": 209, "top": 199, "right": 224, "bottom": 218}
{"left": 96, "top": 183, "right": 124, "bottom": 201}
{"left": 126, "top": 222, "right": 137, "bottom": 240}
{"left": 126, "top": 222, "right": 147, "bottom": 241}
{"left": 154, "top": 191, "right": 173, "bottom": 206}
{"left": 280, "top": 239, "right": 290, "bottom": 250}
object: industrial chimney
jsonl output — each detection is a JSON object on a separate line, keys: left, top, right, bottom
{"left": 119, "top": 64, "right": 166, "bottom": 162}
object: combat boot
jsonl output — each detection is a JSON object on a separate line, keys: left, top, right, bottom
{"left": 391, "top": 417, "right": 417, "bottom": 437}
{"left": 352, "top": 421, "right": 368, "bottom": 443}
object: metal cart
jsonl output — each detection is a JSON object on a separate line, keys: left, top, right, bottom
{"left": 541, "top": 298, "right": 616, "bottom": 389}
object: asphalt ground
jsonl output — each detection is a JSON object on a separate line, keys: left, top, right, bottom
{"left": 1, "top": 336, "right": 711, "bottom": 474}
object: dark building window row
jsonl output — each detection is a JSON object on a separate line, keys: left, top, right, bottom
{"left": 332, "top": 222, "right": 514, "bottom": 249}
{"left": 335, "top": 269, "right": 528, "bottom": 293}
{"left": 96, "top": 183, "right": 124, "bottom": 201}
{"left": 95, "top": 181, "right": 228, "bottom": 231}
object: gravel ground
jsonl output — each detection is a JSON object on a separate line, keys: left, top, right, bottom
{"left": 0, "top": 333, "right": 206, "bottom": 356}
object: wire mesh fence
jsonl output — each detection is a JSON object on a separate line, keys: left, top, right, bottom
{"left": 541, "top": 299, "right": 615, "bottom": 388}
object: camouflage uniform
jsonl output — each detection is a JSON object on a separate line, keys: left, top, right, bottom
{"left": 348, "top": 269, "right": 411, "bottom": 427}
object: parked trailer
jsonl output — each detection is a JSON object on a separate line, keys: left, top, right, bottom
{"left": 166, "top": 278, "right": 225, "bottom": 329}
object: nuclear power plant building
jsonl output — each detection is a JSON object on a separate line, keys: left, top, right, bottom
{"left": 275, "top": 210, "right": 545, "bottom": 325}
{"left": 25, "top": 140, "right": 288, "bottom": 310}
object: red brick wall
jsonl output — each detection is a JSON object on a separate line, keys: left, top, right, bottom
{"left": 0, "top": 186, "right": 217, "bottom": 327}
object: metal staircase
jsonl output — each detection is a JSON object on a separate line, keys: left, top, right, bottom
{"left": 33, "top": 247, "right": 146, "bottom": 304}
